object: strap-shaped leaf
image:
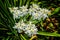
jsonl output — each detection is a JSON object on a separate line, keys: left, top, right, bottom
{"left": 20, "top": 34, "right": 27, "bottom": 40}
{"left": 38, "top": 31, "right": 60, "bottom": 37}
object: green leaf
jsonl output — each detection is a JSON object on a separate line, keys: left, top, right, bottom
{"left": 0, "top": 23, "right": 7, "bottom": 28}
{"left": 20, "top": 0, "right": 22, "bottom": 6}
{"left": 20, "top": 34, "right": 27, "bottom": 40}
{"left": 26, "top": 0, "right": 31, "bottom": 5}
{"left": 10, "top": 38, "right": 12, "bottom": 40}
{"left": 0, "top": 28, "right": 8, "bottom": 30}
{"left": 6, "top": 36, "right": 10, "bottom": 40}
{"left": 23, "top": 0, "right": 26, "bottom": 5}
{"left": 51, "top": 7, "right": 60, "bottom": 16}
{"left": 38, "top": 31, "right": 60, "bottom": 37}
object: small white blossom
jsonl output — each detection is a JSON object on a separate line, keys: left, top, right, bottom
{"left": 31, "top": 12, "right": 43, "bottom": 20}
{"left": 32, "top": 4, "right": 39, "bottom": 9}
{"left": 13, "top": 10, "right": 21, "bottom": 19}
{"left": 13, "top": 20, "right": 26, "bottom": 33}
{"left": 20, "top": 5, "right": 28, "bottom": 12}
{"left": 40, "top": 8, "right": 51, "bottom": 14}
{"left": 24, "top": 22, "right": 38, "bottom": 37}
{"left": 42, "top": 14, "right": 48, "bottom": 20}
{"left": 9, "top": 7, "right": 18, "bottom": 12}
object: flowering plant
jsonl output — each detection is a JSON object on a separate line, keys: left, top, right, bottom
{"left": 9, "top": 4, "right": 51, "bottom": 37}
{"left": 0, "top": 0, "right": 60, "bottom": 40}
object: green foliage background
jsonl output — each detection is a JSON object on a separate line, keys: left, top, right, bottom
{"left": 0, "top": 0, "right": 60, "bottom": 40}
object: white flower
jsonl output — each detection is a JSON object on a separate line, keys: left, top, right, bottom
{"left": 19, "top": 5, "right": 28, "bottom": 16}
{"left": 40, "top": 8, "right": 51, "bottom": 14}
{"left": 32, "top": 4, "right": 39, "bottom": 9}
{"left": 24, "top": 22, "right": 38, "bottom": 37}
{"left": 9, "top": 7, "right": 18, "bottom": 12}
{"left": 42, "top": 14, "right": 48, "bottom": 20}
{"left": 20, "top": 5, "right": 28, "bottom": 12}
{"left": 25, "top": 27, "right": 38, "bottom": 37}
{"left": 13, "top": 10, "right": 21, "bottom": 19}
{"left": 32, "top": 12, "right": 40, "bottom": 19}
{"left": 13, "top": 20, "right": 26, "bottom": 33}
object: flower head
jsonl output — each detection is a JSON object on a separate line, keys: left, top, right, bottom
{"left": 13, "top": 21, "right": 38, "bottom": 37}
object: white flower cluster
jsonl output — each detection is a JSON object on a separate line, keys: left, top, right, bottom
{"left": 9, "top": 5, "right": 28, "bottom": 19}
{"left": 9, "top": 4, "right": 51, "bottom": 37}
{"left": 29, "top": 4, "right": 51, "bottom": 20}
{"left": 13, "top": 20, "right": 38, "bottom": 37}
{"left": 9, "top": 4, "right": 51, "bottom": 20}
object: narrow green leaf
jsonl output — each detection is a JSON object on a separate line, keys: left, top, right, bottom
{"left": 10, "top": 38, "right": 12, "bottom": 40}
{"left": 20, "top": 0, "right": 22, "bottom": 6}
{"left": 0, "top": 28, "right": 8, "bottom": 30}
{"left": 38, "top": 31, "right": 60, "bottom": 37}
{"left": 23, "top": 0, "right": 26, "bottom": 5}
{"left": 0, "top": 23, "right": 7, "bottom": 28}
{"left": 0, "top": 0, "right": 15, "bottom": 24}
{"left": 26, "top": 0, "right": 31, "bottom": 5}
{"left": 20, "top": 34, "right": 27, "bottom": 40}
{"left": 6, "top": 36, "right": 10, "bottom": 40}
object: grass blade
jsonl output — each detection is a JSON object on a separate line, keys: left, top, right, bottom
{"left": 38, "top": 31, "right": 60, "bottom": 37}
